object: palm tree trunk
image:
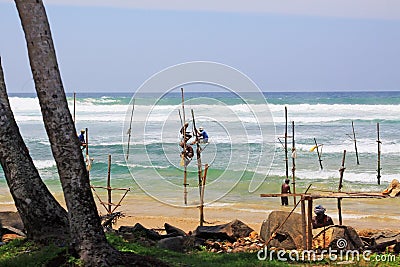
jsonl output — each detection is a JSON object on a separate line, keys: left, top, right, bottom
{"left": 0, "top": 57, "right": 69, "bottom": 242}
{"left": 14, "top": 0, "right": 121, "bottom": 265}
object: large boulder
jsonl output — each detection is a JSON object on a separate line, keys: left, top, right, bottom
{"left": 0, "top": 212, "right": 24, "bottom": 232}
{"left": 194, "top": 220, "right": 254, "bottom": 241}
{"left": 0, "top": 212, "right": 25, "bottom": 240}
{"left": 369, "top": 231, "right": 400, "bottom": 252}
{"left": 119, "top": 223, "right": 162, "bottom": 241}
{"left": 260, "top": 211, "right": 304, "bottom": 250}
{"left": 313, "top": 225, "right": 364, "bottom": 250}
{"left": 164, "top": 223, "right": 186, "bottom": 237}
{"left": 157, "top": 236, "right": 204, "bottom": 252}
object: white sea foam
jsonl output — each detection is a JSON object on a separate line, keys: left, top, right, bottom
{"left": 33, "top": 159, "right": 56, "bottom": 169}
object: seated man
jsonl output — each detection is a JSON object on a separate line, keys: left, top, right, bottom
{"left": 180, "top": 122, "right": 192, "bottom": 142}
{"left": 312, "top": 205, "right": 334, "bottom": 229}
{"left": 78, "top": 129, "right": 86, "bottom": 148}
{"left": 197, "top": 127, "right": 209, "bottom": 143}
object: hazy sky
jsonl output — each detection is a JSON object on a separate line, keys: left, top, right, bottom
{"left": 0, "top": 0, "right": 399, "bottom": 93}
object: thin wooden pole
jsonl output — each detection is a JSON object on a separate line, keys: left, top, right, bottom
{"left": 85, "top": 127, "right": 90, "bottom": 177}
{"left": 352, "top": 121, "right": 360, "bottom": 165}
{"left": 314, "top": 138, "right": 323, "bottom": 170}
{"left": 284, "top": 106, "right": 289, "bottom": 179}
{"left": 200, "top": 164, "right": 209, "bottom": 226}
{"left": 111, "top": 189, "right": 130, "bottom": 213}
{"left": 73, "top": 92, "right": 76, "bottom": 123}
{"left": 377, "top": 123, "right": 381, "bottom": 185}
{"left": 265, "top": 184, "right": 312, "bottom": 247}
{"left": 126, "top": 98, "right": 135, "bottom": 160}
{"left": 181, "top": 88, "right": 188, "bottom": 205}
{"left": 307, "top": 197, "right": 313, "bottom": 250}
{"left": 338, "top": 150, "right": 346, "bottom": 226}
{"left": 85, "top": 127, "right": 89, "bottom": 156}
{"left": 291, "top": 120, "right": 296, "bottom": 205}
{"left": 301, "top": 198, "right": 307, "bottom": 250}
{"left": 338, "top": 150, "right": 346, "bottom": 192}
{"left": 107, "top": 154, "right": 112, "bottom": 214}
{"left": 191, "top": 109, "right": 203, "bottom": 198}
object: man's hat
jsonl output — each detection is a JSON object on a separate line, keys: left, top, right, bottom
{"left": 81, "top": 129, "right": 85, "bottom": 132}
{"left": 199, "top": 127, "right": 204, "bottom": 131}
{"left": 314, "top": 205, "right": 326, "bottom": 215}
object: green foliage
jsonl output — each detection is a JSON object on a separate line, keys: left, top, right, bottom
{"left": 106, "top": 234, "right": 287, "bottom": 267}
{"left": 0, "top": 239, "right": 65, "bottom": 267}
{"left": 1, "top": 235, "right": 399, "bottom": 267}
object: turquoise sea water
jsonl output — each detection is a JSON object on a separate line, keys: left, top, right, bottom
{"left": 1, "top": 90, "right": 400, "bottom": 211}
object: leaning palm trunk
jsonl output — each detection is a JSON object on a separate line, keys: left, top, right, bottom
{"left": 14, "top": 0, "right": 121, "bottom": 265}
{"left": 0, "top": 57, "right": 69, "bottom": 242}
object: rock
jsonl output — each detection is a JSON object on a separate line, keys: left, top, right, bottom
{"left": 157, "top": 236, "right": 203, "bottom": 252}
{"left": 369, "top": 232, "right": 400, "bottom": 252}
{"left": 260, "top": 211, "right": 304, "bottom": 250}
{"left": 164, "top": 223, "right": 186, "bottom": 237}
{"left": 0, "top": 211, "right": 24, "bottom": 235}
{"left": 118, "top": 223, "right": 161, "bottom": 241}
{"left": 313, "top": 225, "right": 364, "bottom": 250}
{"left": 194, "top": 219, "right": 254, "bottom": 241}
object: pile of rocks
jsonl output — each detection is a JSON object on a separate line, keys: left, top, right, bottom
{"left": 204, "top": 233, "right": 264, "bottom": 253}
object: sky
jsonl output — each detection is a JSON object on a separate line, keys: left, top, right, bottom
{"left": 0, "top": 0, "right": 400, "bottom": 93}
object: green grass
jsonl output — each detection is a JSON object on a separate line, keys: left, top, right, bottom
{"left": 0, "top": 239, "right": 67, "bottom": 267}
{"left": 0, "top": 235, "right": 398, "bottom": 267}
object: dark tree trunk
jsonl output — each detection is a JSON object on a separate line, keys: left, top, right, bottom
{"left": 14, "top": 0, "right": 122, "bottom": 265}
{"left": 0, "top": 57, "right": 69, "bottom": 242}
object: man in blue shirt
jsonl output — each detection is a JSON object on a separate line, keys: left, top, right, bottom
{"left": 198, "top": 127, "right": 209, "bottom": 143}
{"left": 78, "top": 129, "right": 86, "bottom": 148}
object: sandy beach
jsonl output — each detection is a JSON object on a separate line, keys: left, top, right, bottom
{"left": 1, "top": 187, "right": 398, "bottom": 234}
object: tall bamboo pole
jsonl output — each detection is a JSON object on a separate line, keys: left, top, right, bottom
{"left": 314, "top": 138, "right": 323, "bottom": 170}
{"left": 284, "top": 107, "right": 289, "bottom": 179}
{"left": 377, "top": 123, "right": 381, "bottom": 185}
{"left": 126, "top": 98, "right": 135, "bottom": 160}
{"left": 191, "top": 109, "right": 203, "bottom": 198}
{"left": 307, "top": 197, "right": 313, "bottom": 250}
{"left": 181, "top": 88, "right": 188, "bottom": 205}
{"left": 338, "top": 150, "right": 346, "bottom": 225}
{"left": 107, "top": 154, "right": 112, "bottom": 214}
{"left": 291, "top": 121, "right": 296, "bottom": 205}
{"left": 301, "top": 198, "right": 307, "bottom": 249}
{"left": 199, "top": 164, "right": 209, "bottom": 226}
{"left": 352, "top": 121, "right": 360, "bottom": 165}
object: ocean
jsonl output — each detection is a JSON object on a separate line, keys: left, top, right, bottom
{"left": 0, "top": 90, "right": 399, "bottom": 224}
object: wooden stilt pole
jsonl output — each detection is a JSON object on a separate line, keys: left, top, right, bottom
{"left": 301, "top": 198, "right": 307, "bottom": 249}
{"left": 377, "top": 123, "right": 381, "bottom": 185}
{"left": 191, "top": 109, "right": 203, "bottom": 197}
{"left": 307, "top": 197, "right": 313, "bottom": 250}
{"left": 181, "top": 88, "right": 188, "bottom": 205}
{"left": 338, "top": 150, "right": 346, "bottom": 226}
{"left": 352, "top": 121, "right": 360, "bottom": 165}
{"left": 85, "top": 127, "right": 89, "bottom": 157}
{"left": 73, "top": 92, "right": 76, "bottom": 123}
{"left": 107, "top": 154, "right": 112, "bottom": 214}
{"left": 291, "top": 121, "right": 296, "bottom": 205}
{"left": 284, "top": 106, "right": 289, "bottom": 180}
{"left": 199, "top": 164, "right": 209, "bottom": 226}
{"left": 314, "top": 138, "right": 323, "bottom": 170}
{"left": 126, "top": 98, "right": 135, "bottom": 160}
